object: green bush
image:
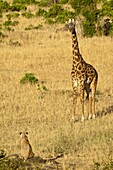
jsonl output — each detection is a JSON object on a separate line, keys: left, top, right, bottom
{"left": 36, "top": 8, "right": 47, "bottom": 17}
{"left": 55, "top": 10, "right": 76, "bottom": 23}
{"left": 0, "top": 30, "right": 3, "bottom": 37}
{"left": 38, "top": 0, "right": 51, "bottom": 7}
{"left": 3, "top": 20, "right": 19, "bottom": 27}
{"left": 82, "top": 9, "right": 101, "bottom": 23}
{"left": 46, "top": 4, "right": 63, "bottom": 18}
{"left": 20, "top": 73, "right": 38, "bottom": 84}
{"left": 6, "top": 13, "right": 20, "bottom": 20}
{"left": 101, "top": 0, "right": 113, "bottom": 17}
{"left": 44, "top": 4, "right": 76, "bottom": 24}
{"left": 3, "top": 20, "right": 12, "bottom": 26}
{"left": 70, "top": 0, "right": 95, "bottom": 15}
{"left": 0, "top": 0, "right": 10, "bottom": 12}
{"left": 59, "top": 0, "right": 69, "bottom": 4}
{"left": 21, "top": 12, "right": 34, "bottom": 18}
{"left": 20, "top": 73, "right": 48, "bottom": 93}
{"left": 0, "top": 10, "right": 2, "bottom": 18}
{"left": 82, "top": 20, "right": 96, "bottom": 37}
{"left": 10, "top": 4, "right": 27, "bottom": 12}
{"left": 13, "top": 0, "right": 36, "bottom": 5}
{"left": 45, "top": 18, "right": 56, "bottom": 24}
{"left": 4, "top": 26, "right": 14, "bottom": 32}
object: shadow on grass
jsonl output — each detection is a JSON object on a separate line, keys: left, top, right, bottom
{"left": 0, "top": 153, "right": 63, "bottom": 170}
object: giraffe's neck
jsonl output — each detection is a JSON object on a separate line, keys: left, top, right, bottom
{"left": 72, "top": 28, "right": 83, "bottom": 65}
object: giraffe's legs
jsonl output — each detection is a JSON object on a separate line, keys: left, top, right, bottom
{"left": 88, "top": 90, "right": 96, "bottom": 120}
{"left": 80, "top": 84, "right": 85, "bottom": 122}
{"left": 91, "top": 86, "right": 96, "bottom": 119}
{"left": 88, "top": 91, "right": 92, "bottom": 120}
{"left": 72, "top": 86, "right": 77, "bottom": 121}
{"left": 88, "top": 78, "right": 97, "bottom": 120}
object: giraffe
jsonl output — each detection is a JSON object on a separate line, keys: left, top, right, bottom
{"left": 66, "top": 19, "right": 98, "bottom": 122}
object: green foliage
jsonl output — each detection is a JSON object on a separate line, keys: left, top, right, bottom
{"left": 0, "top": 0, "right": 10, "bottom": 12}
{"left": 10, "top": 4, "right": 27, "bottom": 12}
{"left": 45, "top": 4, "right": 76, "bottom": 24}
{"left": 82, "top": 20, "right": 96, "bottom": 37}
{"left": 20, "top": 73, "right": 38, "bottom": 84}
{"left": 38, "top": 0, "right": 51, "bottom": 7}
{"left": 6, "top": 13, "right": 20, "bottom": 20}
{"left": 45, "top": 18, "right": 56, "bottom": 24}
{"left": 101, "top": 0, "right": 113, "bottom": 17}
{"left": 4, "top": 26, "right": 14, "bottom": 32}
{"left": 82, "top": 9, "right": 101, "bottom": 36}
{"left": 82, "top": 9, "right": 101, "bottom": 22}
{"left": 46, "top": 4, "right": 63, "bottom": 18}
{"left": 0, "top": 30, "right": 4, "bottom": 37}
{"left": 70, "top": 0, "right": 95, "bottom": 15}
{"left": 3, "top": 20, "right": 12, "bottom": 26}
{"left": 3, "top": 20, "right": 19, "bottom": 27}
{"left": 21, "top": 11, "right": 34, "bottom": 18}
{"left": 59, "top": 0, "right": 69, "bottom": 4}
{"left": 20, "top": 73, "right": 48, "bottom": 93}
{"left": 0, "top": 11, "right": 2, "bottom": 18}
{"left": 36, "top": 8, "right": 47, "bottom": 17}
{"left": 55, "top": 10, "right": 76, "bottom": 23}
{"left": 13, "top": 0, "right": 37, "bottom": 5}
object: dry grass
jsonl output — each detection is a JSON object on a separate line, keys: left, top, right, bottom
{"left": 0, "top": 15, "right": 113, "bottom": 169}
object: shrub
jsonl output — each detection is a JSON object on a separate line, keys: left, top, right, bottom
{"left": 38, "top": 0, "right": 51, "bottom": 7}
{"left": 45, "top": 18, "right": 56, "bottom": 24}
{"left": 10, "top": 4, "right": 27, "bottom": 12}
{"left": 70, "top": 0, "right": 95, "bottom": 15}
{"left": 59, "top": 0, "right": 69, "bottom": 4}
{"left": 6, "top": 13, "right": 20, "bottom": 20}
{"left": 20, "top": 73, "right": 48, "bottom": 93}
{"left": 0, "top": 30, "right": 3, "bottom": 37}
{"left": 82, "top": 9, "right": 101, "bottom": 23}
{"left": 36, "top": 8, "right": 47, "bottom": 17}
{"left": 3, "top": 20, "right": 12, "bottom": 27}
{"left": 3, "top": 20, "right": 19, "bottom": 27}
{"left": 13, "top": 0, "right": 36, "bottom": 5}
{"left": 46, "top": 4, "right": 63, "bottom": 18}
{"left": 82, "top": 20, "right": 96, "bottom": 37}
{"left": 4, "top": 26, "right": 14, "bottom": 32}
{"left": 45, "top": 4, "right": 76, "bottom": 24}
{"left": 101, "top": 0, "right": 113, "bottom": 17}
{"left": 0, "top": 10, "right": 2, "bottom": 18}
{"left": 21, "top": 12, "right": 34, "bottom": 18}
{"left": 20, "top": 73, "right": 38, "bottom": 84}
{"left": 55, "top": 10, "right": 76, "bottom": 23}
{"left": 0, "top": 0, "right": 10, "bottom": 12}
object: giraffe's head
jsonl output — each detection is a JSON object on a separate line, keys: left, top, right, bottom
{"left": 65, "top": 19, "right": 75, "bottom": 32}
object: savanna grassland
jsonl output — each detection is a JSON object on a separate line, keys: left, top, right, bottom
{"left": 0, "top": 4, "right": 113, "bottom": 170}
